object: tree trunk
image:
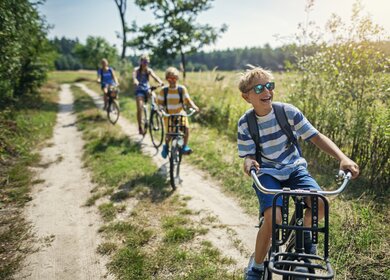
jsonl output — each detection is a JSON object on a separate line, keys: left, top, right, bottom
{"left": 180, "top": 50, "right": 186, "bottom": 81}
{"left": 119, "top": 12, "right": 127, "bottom": 59}
{"left": 114, "top": 0, "right": 127, "bottom": 60}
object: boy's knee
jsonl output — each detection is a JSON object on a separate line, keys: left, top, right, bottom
{"left": 263, "top": 207, "right": 282, "bottom": 225}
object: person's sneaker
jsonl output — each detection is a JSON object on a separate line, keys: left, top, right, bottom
{"left": 304, "top": 231, "right": 317, "bottom": 255}
{"left": 182, "top": 145, "right": 193, "bottom": 155}
{"left": 161, "top": 144, "right": 168, "bottom": 159}
{"left": 245, "top": 266, "right": 264, "bottom": 280}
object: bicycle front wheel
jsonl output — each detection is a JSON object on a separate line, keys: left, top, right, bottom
{"left": 149, "top": 110, "right": 164, "bottom": 148}
{"left": 281, "top": 236, "right": 314, "bottom": 280}
{"left": 169, "top": 144, "right": 182, "bottom": 190}
{"left": 107, "top": 100, "right": 120, "bottom": 124}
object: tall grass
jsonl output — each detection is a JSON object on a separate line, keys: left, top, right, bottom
{"left": 0, "top": 82, "right": 58, "bottom": 279}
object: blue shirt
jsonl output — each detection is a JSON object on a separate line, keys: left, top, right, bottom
{"left": 136, "top": 68, "right": 150, "bottom": 91}
{"left": 98, "top": 68, "right": 115, "bottom": 86}
{"left": 237, "top": 103, "right": 318, "bottom": 180}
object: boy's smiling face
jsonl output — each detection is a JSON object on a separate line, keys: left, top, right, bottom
{"left": 242, "top": 76, "right": 274, "bottom": 116}
{"left": 166, "top": 74, "right": 178, "bottom": 87}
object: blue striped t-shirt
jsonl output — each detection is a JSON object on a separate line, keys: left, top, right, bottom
{"left": 237, "top": 103, "right": 318, "bottom": 180}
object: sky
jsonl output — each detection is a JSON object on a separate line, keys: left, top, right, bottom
{"left": 39, "top": 0, "right": 390, "bottom": 55}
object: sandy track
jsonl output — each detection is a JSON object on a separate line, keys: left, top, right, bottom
{"left": 17, "top": 85, "right": 111, "bottom": 280}
{"left": 77, "top": 84, "right": 259, "bottom": 269}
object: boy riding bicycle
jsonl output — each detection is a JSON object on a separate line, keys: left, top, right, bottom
{"left": 157, "top": 67, "right": 199, "bottom": 159}
{"left": 132, "top": 54, "right": 164, "bottom": 134}
{"left": 237, "top": 66, "right": 359, "bottom": 280}
{"left": 97, "top": 58, "right": 119, "bottom": 110}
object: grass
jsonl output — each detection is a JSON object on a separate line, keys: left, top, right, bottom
{"left": 72, "top": 84, "right": 240, "bottom": 279}
{"left": 0, "top": 81, "right": 59, "bottom": 279}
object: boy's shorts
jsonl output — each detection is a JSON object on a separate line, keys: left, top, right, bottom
{"left": 253, "top": 167, "right": 321, "bottom": 215}
{"left": 163, "top": 116, "right": 189, "bottom": 134}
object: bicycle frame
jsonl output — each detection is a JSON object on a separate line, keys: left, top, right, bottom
{"left": 251, "top": 168, "right": 352, "bottom": 279}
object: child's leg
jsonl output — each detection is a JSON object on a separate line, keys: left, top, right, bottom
{"left": 304, "top": 197, "right": 325, "bottom": 227}
{"left": 103, "top": 87, "right": 108, "bottom": 108}
{"left": 253, "top": 174, "right": 283, "bottom": 265}
{"left": 136, "top": 96, "right": 144, "bottom": 129}
{"left": 255, "top": 206, "right": 282, "bottom": 264}
{"left": 184, "top": 126, "right": 189, "bottom": 146}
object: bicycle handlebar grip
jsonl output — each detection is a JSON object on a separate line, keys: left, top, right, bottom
{"left": 338, "top": 170, "right": 352, "bottom": 180}
{"left": 250, "top": 166, "right": 258, "bottom": 175}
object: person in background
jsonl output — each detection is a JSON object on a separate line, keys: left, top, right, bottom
{"left": 132, "top": 54, "right": 164, "bottom": 134}
{"left": 97, "top": 58, "right": 119, "bottom": 110}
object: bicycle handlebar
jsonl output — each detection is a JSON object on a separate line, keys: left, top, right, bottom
{"left": 160, "top": 108, "right": 196, "bottom": 118}
{"left": 149, "top": 85, "right": 164, "bottom": 91}
{"left": 250, "top": 167, "right": 352, "bottom": 196}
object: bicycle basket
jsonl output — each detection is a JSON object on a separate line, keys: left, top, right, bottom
{"left": 109, "top": 89, "right": 119, "bottom": 98}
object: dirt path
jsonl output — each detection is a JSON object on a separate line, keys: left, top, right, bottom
{"left": 17, "top": 85, "right": 111, "bottom": 280}
{"left": 78, "top": 84, "right": 259, "bottom": 269}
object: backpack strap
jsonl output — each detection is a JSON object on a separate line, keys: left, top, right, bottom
{"left": 177, "top": 86, "right": 184, "bottom": 105}
{"left": 245, "top": 109, "right": 262, "bottom": 164}
{"left": 163, "top": 86, "right": 169, "bottom": 109}
{"left": 272, "top": 102, "right": 302, "bottom": 156}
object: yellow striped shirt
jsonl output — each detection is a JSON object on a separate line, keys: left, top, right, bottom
{"left": 157, "top": 85, "right": 191, "bottom": 114}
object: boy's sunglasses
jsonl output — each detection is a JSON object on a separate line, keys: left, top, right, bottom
{"left": 167, "top": 76, "right": 178, "bottom": 81}
{"left": 141, "top": 59, "right": 149, "bottom": 64}
{"left": 248, "top": 82, "right": 275, "bottom": 94}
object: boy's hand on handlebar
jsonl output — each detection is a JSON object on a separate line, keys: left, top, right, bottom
{"left": 192, "top": 105, "right": 200, "bottom": 112}
{"left": 340, "top": 158, "right": 359, "bottom": 179}
{"left": 244, "top": 157, "right": 259, "bottom": 176}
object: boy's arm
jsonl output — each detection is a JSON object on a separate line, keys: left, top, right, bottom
{"left": 149, "top": 69, "right": 164, "bottom": 86}
{"left": 310, "top": 133, "right": 360, "bottom": 179}
{"left": 188, "top": 99, "right": 199, "bottom": 112}
{"left": 183, "top": 87, "right": 200, "bottom": 112}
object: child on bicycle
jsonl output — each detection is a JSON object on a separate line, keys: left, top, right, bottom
{"left": 132, "top": 54, "right": 164, "bottom": 134}
{"left": 157, "top": 67, "right": 199, "bottom": 159}
{"left": 97, "top": 58, "right": 119, "bottom": 110}
{"left": 237, "top": 66, "right": 359, "bottom": 280}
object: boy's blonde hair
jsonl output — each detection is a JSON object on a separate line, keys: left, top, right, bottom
{"left": 238, "top": 65, "right": 274, "bottom": 93}
{"left": 165, "top": 67, "right": 180, "bottom": 79}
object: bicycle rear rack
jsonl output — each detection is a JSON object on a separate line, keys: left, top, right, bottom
{"left": 269, "top": 252, "right": 334, "bottom": 279}
{"left": 268, "top": 191, "right": 334, "bottom": 279}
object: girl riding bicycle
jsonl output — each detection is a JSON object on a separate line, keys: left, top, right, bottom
{"left": 237, "top": 66, "right": 359, "bottom": 280}
{"left": 97, "top": 58, "right": 119, "bottom": 110}
{"left": 132, "top": 54, "right": 164, "bottom": 134}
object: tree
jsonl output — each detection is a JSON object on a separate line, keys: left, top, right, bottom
{"left": 74, "top": 36, "right": 118, "bottom": 70}
{"left": 113, "top": 0, "right": 128, "bottom": 60}
{"left": 130, "top": 0, "right": 227, "bottom": 80}
{"left": 287, "top": 1, "right": 390, "bottom": 192}
{"left": 0, "top": 0, "right": 55, "bottom": 105}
